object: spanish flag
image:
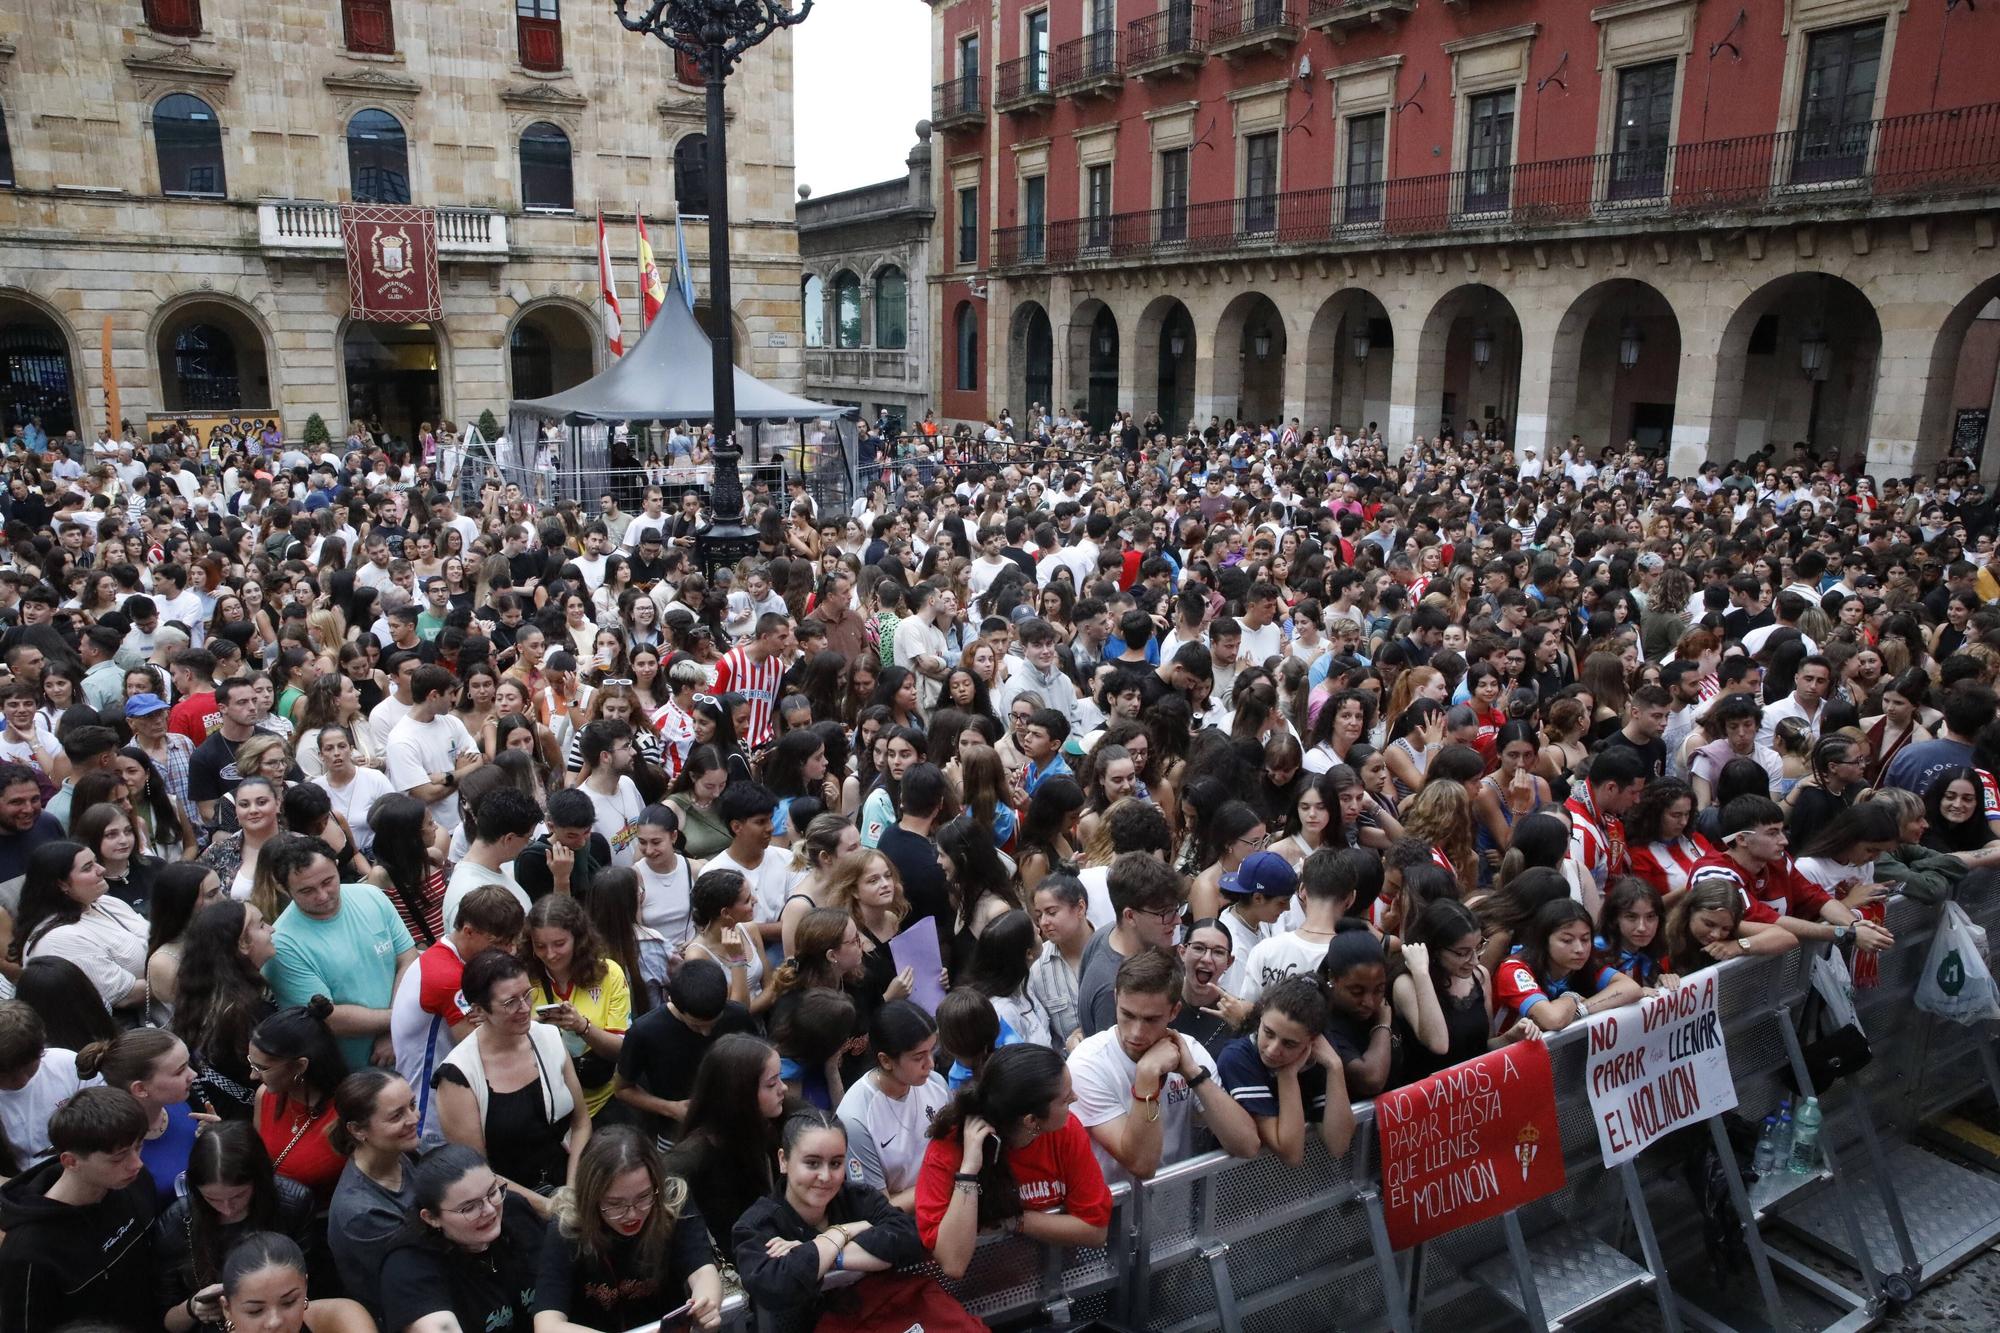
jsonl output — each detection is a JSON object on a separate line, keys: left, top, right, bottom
{"left": 636, "top": 212, "right": 667, "bottom": 326}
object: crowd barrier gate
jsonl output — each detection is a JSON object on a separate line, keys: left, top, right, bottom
{"left": 666, "top": 881, "right": 2000, "bottom": 1333}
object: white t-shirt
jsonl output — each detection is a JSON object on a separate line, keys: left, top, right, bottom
{"left": 707, "top": 845, "right": 806, "bottom": 925}
{"left": 1216, "top": 907, "right": 1271, "bottom": 997}
{"left": 384, "top": 712, "right": 477, "bottom": 832}
{"left": 836, "top": 1071, "right": 953, "bottom": 1196}
{"left": 0, "top": 1048, "right": 86, "bottom": 1164}
{"left": 1079, "top": 865, "right": 1113, "bottom": 932}
{"left": 368, "top": 696, "right": 412, "bottom": 752}
{"left": 313, "top": 767, "right": 396, "bottom": 856}
{"left": 584, "top": 776, "right": 646, "bottom": 867}
{"left": 23, "top": 900, "right": 148, "bottom": 1009}
{"left": 967, "top": 555, "right": 1012, "bottom": 600}
{"left": 442, "top": 860, "right": 527, "bottom": 928}
{"left": 637, "top": 856, "right": 696, "bottom": 948}
{"left": 1793, "top": 856, "right": 1871, "bottom": 895}
{"left": 1068, "top": 1027, "right": 1220, "bottom": 1188}
{"left": 1237, "top": 930, "right": 1336, "bottom": 1005}
{"left": 1236, "top": 620, "right": 1282, "bottom": 669}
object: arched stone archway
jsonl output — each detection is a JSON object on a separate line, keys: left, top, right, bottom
{"left": 1912, "top": 275, "right": 2000, "bottom": 479}
{"left": 1546, "top": 279, "right": 1682, "bottom": 456}
{"left": 1414, "top": 284, "right": 1522, "bottom": 443}
{"left": 1008, "top": 301, "right": 1054, "bottom": 418}
{"left": 1134, "top": 295, "right": 1196, "bottom": 433}
{"left": 1709, "top": 273, "right": 1880, "bottom": 468}
{"left": 1065, "top": 299, "right": 1119, "bottom": 436}
{"left": 0, "top": 293, "right": 82, "bottom": 437}
{"left": 153, "top": 296, "right": 275, "bottom": 414}
{"left": 1214, "top": 292, "right": 1286, "bottom": 428}
{"left": 1304, "top": 289, "right": 1393, "bottom": 437}
{"left": 341, "top": 319, "right": 447, "bottom": 444}
{"left": 508, "top": 300, "right": 598, "bottom": 401}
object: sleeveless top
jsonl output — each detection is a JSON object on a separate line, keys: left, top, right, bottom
{"left": 1389, "top": 737, "right": 1429, "bottom": 800}
{"left": 1398, "top": 974, "right": 1492, "bottom": 1084}
{"left": 1474, "top": 774, "right": 1546, "bottom": 884}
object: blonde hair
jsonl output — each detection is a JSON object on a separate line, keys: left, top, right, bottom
{"left": 821, "top": 849, "right": 909, "bottom": 924}
{"left": 234, "top": 734, "right": 290, "bottom": 783}
{"left": 1401, "top": 780, "right": 1477, "bottom": 894}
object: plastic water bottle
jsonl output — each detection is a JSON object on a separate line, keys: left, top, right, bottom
{"left": 1774, "top": 1108, "right": 1795, "bottom": 1166}
{"left": 1754, "top": 1115, "right": 1780, "bottom": 1174}
{"left": 1790, "top": 1097, "right": 1823, "bottom": 1174}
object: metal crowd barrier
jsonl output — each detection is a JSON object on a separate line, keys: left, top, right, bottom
{"left": 665, "top": 881, "right": 2000, "bottom": 1333}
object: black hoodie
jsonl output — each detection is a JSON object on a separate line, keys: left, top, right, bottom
{"left": 0, "top": 1156, "right": 159, "bottom": 1331}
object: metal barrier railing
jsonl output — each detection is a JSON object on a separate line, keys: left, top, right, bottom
{"left": 672, "top": 881, "right": 2000, "bottom": 1333}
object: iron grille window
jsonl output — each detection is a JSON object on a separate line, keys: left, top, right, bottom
{"left": 1794, "top": 20, "right": 1883, "bottom": 183}
{"left": 1609, "top": 60, "right": 1675, "bottom": 200}
{"left": 1464, "top": 89, "right": 1515, "bottom": 213}
{"left": 1160, "top": 147, "right": 1189, "bottom": 241}
{"left": 1344, "top": 112, "right": 1384, "bottom": 222}
{"left": 1244, "top": 131, "right": 1278, "bottom": 233}
{"left": 958, "top": 186, "right": 979, "bottom": 265}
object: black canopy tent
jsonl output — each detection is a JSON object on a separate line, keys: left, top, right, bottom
{"left": 507, "top": 293, "right": 859, "bottom": 508}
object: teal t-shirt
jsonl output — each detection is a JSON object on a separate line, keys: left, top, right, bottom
{"left": 265, "top": 884, "right": 414, "bottom": 1071}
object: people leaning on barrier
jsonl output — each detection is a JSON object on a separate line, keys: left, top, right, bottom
{"left": 1663, "top": 881, "right": 1799, "bottom": 975}
{"left": 1688, "top": 795, "right": 1895, "bottom": 952}
{"left": 1494, "top": 899, "right": 1649, "bottom": 1032}
{"left": 1214, "top": 977, "right": 1354, "bottom": 1167}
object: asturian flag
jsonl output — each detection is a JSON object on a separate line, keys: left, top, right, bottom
{"left": 596, "top": 212, "right": 624, "bottom": 356}
{"left": 674, "top": 211, "right": 697, "bottom": 312}
{"left": 636, "top": 212, "right": 667, "bottom": 326}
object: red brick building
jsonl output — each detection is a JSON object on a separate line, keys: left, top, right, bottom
{"left": 922, "top": 0, "right": 2000, "bottom": 478}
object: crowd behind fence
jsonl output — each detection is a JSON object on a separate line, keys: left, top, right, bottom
{"left": 677, "top": 881, "right": 2000, "bottom": 1333}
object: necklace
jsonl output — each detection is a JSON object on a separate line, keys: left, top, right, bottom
{"left": 272, "top": 1096, "right": 321, "bottom": 1170}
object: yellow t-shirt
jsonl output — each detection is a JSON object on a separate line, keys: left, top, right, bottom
{"left": 532, "top": 961, "right": 631, "bottom": 1116}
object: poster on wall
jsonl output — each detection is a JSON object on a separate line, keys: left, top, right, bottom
{"left": 1376, "top": 1039, "right": 1565, "bottom": 1251}
{"left": 1952, "top": 408, "right": 1988, "bottom": 471}
{"left": 341, "top": 203, "right": 442, "bottom": 324}
{"left": 1584, "top": 975, "right": 1736, "bottom": 1168}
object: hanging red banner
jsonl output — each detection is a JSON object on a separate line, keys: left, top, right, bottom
{"left": 1376, "top": 1038, "right": 1565, "bottom": 1251}
{"left": 340, "top": 203, "right": 441, "bottom": 323}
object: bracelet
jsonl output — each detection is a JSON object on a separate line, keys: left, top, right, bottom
{"left": 1371, "top": 1022, "right": 1391, "bottom": 1034}
{"left": 184, "top": 1295, "right": 200, "bottom": 1323}
{"left": 953, "top": 1179, "right": 981, "bottom": 1196}
{"left": 953, "top": 1171, "right": 981, "bottom": 1183}
{"left": 833, "top": 1247, "right": 846, "bottom": 1271}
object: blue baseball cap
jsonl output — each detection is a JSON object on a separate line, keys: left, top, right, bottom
{"left": 1221, "top": 850, "right": 1297, "bottom": 901}
{"left": 124, "top": 693, "right": 170, "bottom": 719}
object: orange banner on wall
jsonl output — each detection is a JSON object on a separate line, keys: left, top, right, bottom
{"left": 101, "top": 315, "right": 119, "bottom": 441}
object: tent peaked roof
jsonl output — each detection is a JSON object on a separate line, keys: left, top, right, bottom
{"left": 510, "top": 294, "right": 851, "bottom": 424}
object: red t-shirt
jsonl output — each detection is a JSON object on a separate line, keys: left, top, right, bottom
{"left": 1687, "top": 849, "right": 1833, "bottom": 925}
{"left": 168, "top": 690, "right": 217, "bottom": 745}
{"left": 418, "top": 939, "right": 470, "bottom": 1027}
{"left": 255, "top": 1090, "right": 345, "bottom": 1206}
{"left": 914, "top": 1113, "right": 1112, "bottom": 1248}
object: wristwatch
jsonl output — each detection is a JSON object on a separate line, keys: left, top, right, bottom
{"left": 1833, "top": 924, "right": 1854, "bottom": 944}
{"left": 1185, "top": 1066, "right": 1212, "bottom": 1092}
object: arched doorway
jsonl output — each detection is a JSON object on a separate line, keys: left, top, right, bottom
{"left": 1547, "top": 279, "right": 1682, "bottom": 455}
{"left": 1304, "top": 290, "right": 1393, "bottom": 437}
{"left": 1008, "top": 302, "right": 1053, "bottom": 418}
{"left": 1415, "top": 284, "right": 1522, "bottom": 443}
{"left": 1068, "top": 302, "right": 1119, "bottom": 436}
{"left": 343, "top": 321, "right": 442, "bottom": 444}
{"left": 0, "top": 297, "right": 78, "bottom": 437}
{"left": 1710, "top": 273, "right": 1880, "bottom": 468}
{"left": 1136, "top": 296, "right": 1195, "bottom": 432}
{"left": 509, "top": 303, "right": 596, "bottom": 401}
{"left": 1911, "top": 277, "right": 2000, "bottom": 477}
{"left": 1215, "top": 293, "right": 1286, "bottom": 427}
{"left": 156, "top": 300, "right": 273, "bottom": 414}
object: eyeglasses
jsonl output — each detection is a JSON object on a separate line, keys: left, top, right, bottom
{"left": 1183, "top": 941, "right": 1230, "bottom": 959}
{"left": 599, "top": 1189, "right": 659, "bottom": 1220}
{"left": 486, "top": 992, "right": 535, "bottom": 1014}
{"left": 603, "top": 677, "right": 634, "bottom": 687}
{"left": 1234, "top": 831, "right": 1273, "bottom": 849}
{"left": 444, "top": 1180, "right": 508, "bottom": 1218}
{"left": 1138, "top": 906, "right": 1184, "bottom": 929}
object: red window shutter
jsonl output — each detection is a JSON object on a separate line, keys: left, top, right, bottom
{"left": 675, "top": 47, "right": 706, "bottom": 86}
{"left": 343, "top": 0, "right": 396, "bottom": 55}
{"left": 144, "top": 0, "right": 203, "bottom": 37}
{"left": 517, "top": 16, "right": 564, "bottom": 72}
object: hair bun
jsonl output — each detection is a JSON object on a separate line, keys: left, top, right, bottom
{"left": 306, "top": 994, "right": 335, "bottom": 1022}
{"left": 74, "top": 1039, "right": 111, "bottom": 1077}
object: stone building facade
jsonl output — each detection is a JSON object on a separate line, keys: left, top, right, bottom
{"left": 924, "top": 0, "right": 2000, "bottom": 479}
{"left": 797, "top": 125, "right": 935, "bottom": 432}
{"left": 0, "top": 0, "right": 804, "bottom": 445}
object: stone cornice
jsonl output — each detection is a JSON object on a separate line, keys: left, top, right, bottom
{"left": 123, "top": 46, "right": 237, "bottom": 88}
{"left": 322, "top": 68, "right": 422, "bottom": 104}
{"left": 500, "top": 83, "right": 589, "bottom": 114}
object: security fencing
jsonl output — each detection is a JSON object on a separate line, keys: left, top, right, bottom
{"left": 680, "top": 880, "right": 2000, "bottom": 1333}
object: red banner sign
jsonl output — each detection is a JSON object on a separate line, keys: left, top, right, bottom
{"left": 341, "top": 203, "right": 441, "bottom": 323}
{"left": 1376, "top": 1039, "right": 1565, "bottom": 1250}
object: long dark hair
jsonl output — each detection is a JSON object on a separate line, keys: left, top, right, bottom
{"left": 145, "top": 862, "right": 218, "bottom": 963}
{"left": 927, "top": 1043, "right": 1067, "bottom": 1226}
{"left": 366, "top": 793, "right": 439, "bottom": 947}
{"left": 118, "top": 746, "right": 181, "bottom": 851}
{"left": 17, "top": 957, "right": 118, "bottom": 1051}
{"left": 183, "top": 1121, "right": 285, "bottom": 1288}
{"left": 250, "top": 997, "right": 350, "bottom": 1107}
{"left": 172, "top": 900, "right": 271, "bottom": 1063}
{"left": 680, "top": 1033, "right": 794, "bottom": 1187}
{"left": 939, "top": 816, "right": 1022, "bottom": 935}
{"left": 578, "top": 867, "right": 654, "bottom": 1018}
{"left": 1924, "top": 767, "right": 1997, "bottom": 853}
{"left": 1516, "top": 898, "right": 1595, "bottom": 986}
{"left": 965, "top": 909, "right": 1037, "bottom": 1000}
{"left": 10, "top": 840, "right": 91, "bottom": 960}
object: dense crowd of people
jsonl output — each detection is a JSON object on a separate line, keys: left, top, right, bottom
{"left": 0, "top": 406, "right": 1993, "bottom": 1332}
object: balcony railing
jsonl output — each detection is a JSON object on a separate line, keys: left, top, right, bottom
{"left": 990, "top": 100, "right": 2000, "bottom": 270}
{"left": 258, "top": 201, "right": 510, "bottom": 257}
{"left": 1051, "top": 31, "right": 1122, "bottom": 96}
{"left": 1306, "top": 0, "right": 1416, "bottom": 38}
{"left": 995, "top": 53, "right": 1053, "bottom": 112}
{"left": 805, "top": 349, "right": 919, "bottom": 384}
{"left": 1210, "top": 0, "right": 1300, "bottom": 55}
{"left": 1128, "top": 4, "right": 1207, "bottom": 75}
{"left": 932, "top": 74, "right": 984, "bottom": 131}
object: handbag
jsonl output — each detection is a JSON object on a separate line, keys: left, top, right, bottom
{"left": 1783, "top": 954, "right": 1872, "bottom": 1094}
{"left": 812, "top": 1272, "right": 988, "bottom": 1333}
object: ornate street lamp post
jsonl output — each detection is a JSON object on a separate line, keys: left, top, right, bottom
{"left": 612, "top": 0, "right": 814, "bottom": 576}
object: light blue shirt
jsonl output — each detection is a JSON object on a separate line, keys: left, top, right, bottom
{"left": 266, "top": 884, "right": 414, "bottom": 1070}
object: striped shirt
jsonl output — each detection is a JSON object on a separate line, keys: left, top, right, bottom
{"left": 710, "top": 645, "right": 784, "bottom": 748}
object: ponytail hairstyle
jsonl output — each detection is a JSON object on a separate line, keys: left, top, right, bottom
{"left": 1494, "top": 810, "right": 1570, "bottom": 893}
{"left": 328, "top": 1068, "right": 404, "bottom": 1156}
{"left": 219, "top": 1232, "right": 309, "bottom": 1303}
{"left": 183, "top": 1121, "right": 284, "bottom": 1288}
{"left": 779, "top": 1105, "right": 847, "bottom": 1159}
{"left": 74, "top": 1027, "right": 182, "bottom": 1093}
{"left": 1314, "top": 930, "right": 1387, "bottom": 1015}
{"left": 249, "top": 996, "right": 350, "bottom": 1106}
{"left": 769, "top": 906, "right": 853, "bottom": 997}
{"left": 926, "top": 1042, "right": 1068, "bottom": 1226}
{"left": 790, "top": 812, "right": 854, "bottom": 875}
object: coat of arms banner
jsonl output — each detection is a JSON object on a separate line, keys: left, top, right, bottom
{"left": 340, "top": 203, "right": 441, "bottom": 323}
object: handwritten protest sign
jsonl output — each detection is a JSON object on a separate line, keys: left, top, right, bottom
{"left": 1585, "top": 973, "right": 1736, "bottom": 1167}
{"left": 1377, "top": 1039, "right": 1564, "bottom": 1250}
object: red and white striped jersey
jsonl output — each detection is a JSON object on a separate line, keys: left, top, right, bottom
{"left": 1565, "top": 786, "right": 1628, "bottom": 898}
{"left": 711, "top": 646, "right": 783, "bottom": 748}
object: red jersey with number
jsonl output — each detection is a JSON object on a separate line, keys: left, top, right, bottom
{"left": 1686, "top": 849, "right": 1832, "bottom": 925}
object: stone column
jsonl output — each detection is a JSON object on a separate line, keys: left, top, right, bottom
{"left": 1864, "top": 324, "right": 1926, "bottom": 479}
{"left": 1512, "top": 312, "right": 1557, "bottom": 462}
{"left": 1385, "top": 322, "right": 1423, "bottom": 462}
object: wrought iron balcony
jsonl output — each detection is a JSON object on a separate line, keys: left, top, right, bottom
{"left": 1128, "top": 4, "right": 1207, "bottom": 79}
{"left": 1209, "top": 0, "right": 1300, "bottom": 61}
{"left": 1306, "top": 0, "right": 1416, "bottom": 42}
{"left": 994, "top": 54, "right": 1054, "bottom": 114}
{"left": 932, "top": 75, "right": 985, "bottom": 132}
{"left": 1051, "top": 31, "right": 1122, "bottom": 98}
{"left": 257, "top": 201, "right": 510, "bottom": 259}
{"left": 985, "top": 100, "right": 2000, "bottom": 272}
